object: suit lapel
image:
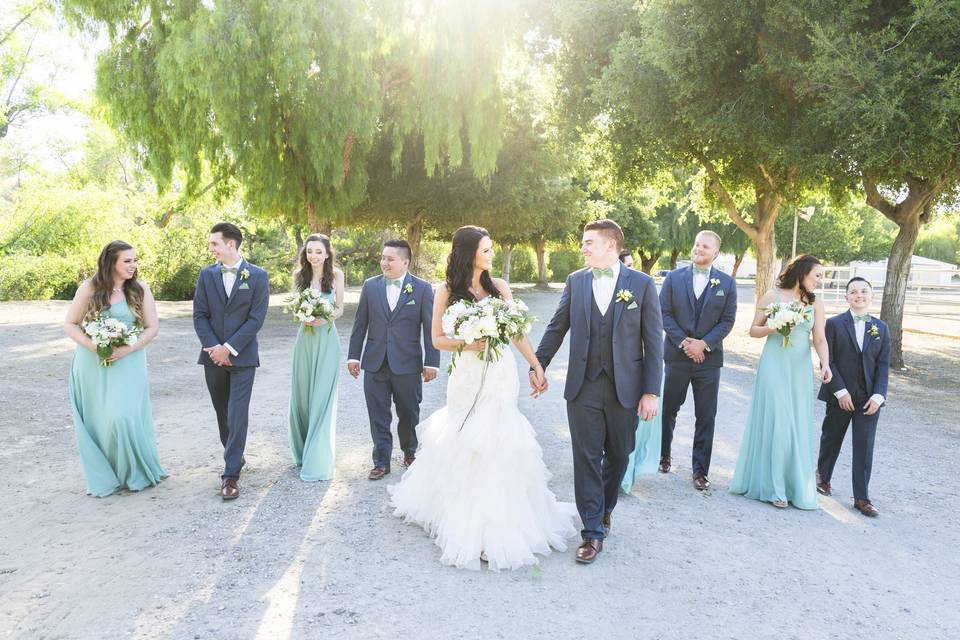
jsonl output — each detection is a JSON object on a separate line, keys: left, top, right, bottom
{"left": 685, "top": 266, "right": 696, "bottom": 311}
{"left": 581, "top": 270, "right": 593, "bottom": 329}
{"left": 210, "top": 265, "right": 227, "bottom": 307}
{"left": 377, "top": 275, "right": 391, "bottom": 320}
{"left": 613, "top": 267, "right": 630, "bottom": 328}
{"left": 842, "top": 311, "right": 862, "bottom": 353}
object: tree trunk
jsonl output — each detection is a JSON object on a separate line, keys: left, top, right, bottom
{"left": 753, "top": 223, "right": 778, "bottom": 296}
{"left": 640, "top": 252, "right": 659, "bottom": 274}
{"left": 880, "top": 213, "right": 922, "bottom": 370}
{"left": 669, "top": 249, "right": 680, "bottom": 270}
{"left": 532, "top": 237, "right": 548, "bottom": 288}
{"left": 500, "top": 241, "right": 513, "bottom": 282}
{"left": 405, "top": 210, "right": 425, "bottom": 274}
{"left": 732, "top": 253, "right": 745, "bottom": 278}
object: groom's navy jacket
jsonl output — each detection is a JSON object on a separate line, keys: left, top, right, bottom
{"left": 348, "top": 273, "right": 440, "bottom": 375}
{"left": 659, "top": 265, "right": 737, "bottom": 368}
{"left": 537, "top": 266, "right": 663, "bottom": 408}
{"left": 193, "top": 260, "right": 269, "bottom": 368}
{"left": 818, "top": 312, "right": 890, "bottom": 405}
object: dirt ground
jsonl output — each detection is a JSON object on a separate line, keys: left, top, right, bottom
{"left": 1, "top": 286, "right": 958, "bottom": 640}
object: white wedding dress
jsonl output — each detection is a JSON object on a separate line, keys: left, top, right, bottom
{"left": 388, "top": 345, "right": 578, "bottom": 571}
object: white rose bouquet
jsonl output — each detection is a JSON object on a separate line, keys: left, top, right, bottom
{"left": 283, "top": 289, "right": 335, "bottom": 335}
{"left": 82, "top": 312, "right": 142, "bottom": 367}
{"left": 763, "top": 300, "right": 812, "bottom": 348}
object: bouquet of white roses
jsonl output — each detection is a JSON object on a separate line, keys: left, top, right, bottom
{"left": 283, "top": 289, "right": 335, "bottom": 335}
{"left": 763, "top": 300, "right": 812, "bottom": 348}
{"left": 82, "top": 312, "right": 142, "bottom": 367}
{"left": 442, "top": 296, "right": 536, "bottom": 373}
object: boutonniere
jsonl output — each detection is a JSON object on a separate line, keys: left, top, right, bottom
{"left": 868, "top": 324, "right": 880, "bottom": 340}
{"left": 403, "top": 283, "right": 414, "bottom": 294}
{"left": 240, "top": 268, "right": 251, "bottom": 281}
{"left": 616, "top": 289, "right": 634, "bottom": 303}
{"left": 709, "top": 277, "right": 721, "bottom": 287}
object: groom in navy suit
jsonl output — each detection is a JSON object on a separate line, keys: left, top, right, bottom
{"left": 193, "top": 222, "right": 270, "bottom": 500}
{"left": 536, "top": 219, "right": 663, "bottom": 564}
{"left": 817, "top": 277, "right": 890, "bottom": 517}
{"left": 348, "top": 240, "right": 440, "bottom": 480}
{"left": 659, "top": 230, "right": 737, "bottom": 490}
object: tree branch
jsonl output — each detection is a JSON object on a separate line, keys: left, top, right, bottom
{"left": 0, "top": 2, "right": 43, "bottom": 48}
{"left": 757, "top": 163, "right": 777, "bottom": 192}
{"left": 695, "top": 152, "right": 758, "bottom": 241}
{"left": 861, "top": 173, "right": 897, "bottom": 221}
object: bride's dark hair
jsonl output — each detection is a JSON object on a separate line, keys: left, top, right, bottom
{"left": 445, "top": 225, "right": 499, "bottom": 305}
{"left": 777, "top": 254, "right": 822, "bottom": 305}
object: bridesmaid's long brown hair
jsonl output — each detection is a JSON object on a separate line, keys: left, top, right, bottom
{"left": 85, "top": 240, "right": 145, "bottom": 324}
{"left": 777, "top": 254, "right": 822, "bottom": 306}
{"left": 294, "top": 234, "right": 335, "bottom": 293}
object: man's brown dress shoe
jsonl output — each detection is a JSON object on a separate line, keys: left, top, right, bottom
{"left": 854, "top": 499, "right": 879, "bottom": 517}
{"left": 575, "top": 539, "right": 602, "bottom": 564}
{"left": 403, "top": 454, "right": 416, "bottom": 467}
{"left": 368, "top": 466, "right": 390, "bottom": 480}
{"left": 220, "top": 478, "right": 239, "bottom": 500}
{"left": 658, "top": 457, "right": 671, "bottom": 474}
{"left": 602, "top": 513, "right": 611, "bottom": 536}
{"left": 816, "top": 470, "right": 831, "bottom": 496}
{"left": 692, "top": 472, "right": 710, "bottom": 491}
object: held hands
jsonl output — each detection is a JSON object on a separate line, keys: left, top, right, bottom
{"left": 462, "top": 339, "right": 487, "bottom": 353}
{"left": 820, "top": 364, "right": 832, "bottom": 384}
{"left": 528, "top": 368, "right": 548, "bottom": 398}
{"left": 638, "top": 394, "right": 658, "bottom": 421}
{"left": 838, "top": 394, "right": 856, "bottom": 412}
{"left": 682, "top": 337, "right": 707, "bottom": 364}
{"left": 347, "top": 362, "right": 360, "bottom": 379}
{"left": 204, "top": 344, "right": 232, "bottom": 367}
{"left": 863, "top": 398, "right": 882, "bottom": 416}
{"left": 422, "top": 368, "right": 437, "bottom": 383}
{"left": 304, "top": 319, "right": 327, "bottom": 327}
{"left": 105, "top": 345, "right": 133, "bottom": 363}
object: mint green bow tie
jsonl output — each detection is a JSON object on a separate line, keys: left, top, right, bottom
{"left": 388, "top": 278, "right": 404, "bottom": 287}
{"left": 220, "top": 266, "right": 238, "bottom": 274}
{"left": 693, "top": 266, "right": 710, "bottom": 276}
{"left": 592, "top": 267, "right": 614, "bottom": 279}
{"left": 853, "top": 313, "right": 870, "bottom": 323}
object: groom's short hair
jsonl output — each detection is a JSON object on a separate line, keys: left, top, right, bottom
{"left": 846, "top": 276, "right": 873, "bottom": 291}
{"left": 384, "top": 239, "right": 412, "bottom": 262}
{"left": 584, "top": 219, "right": 624, "bottom": 250}
{"left": 210, "top": 222, "right": 243, "bottom": 249}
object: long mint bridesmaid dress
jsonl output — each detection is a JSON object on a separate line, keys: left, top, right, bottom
{"left": 288, "top": 290, "right": 339, "bottom": 481}
{"left": 69, "top": 300, "right": 167, "bottom": 497}
{"left": 730, "top": 296, "right": 818, "bottom": 509}
{"left": 620, "top": 388, "right": 663, "bottom": 494}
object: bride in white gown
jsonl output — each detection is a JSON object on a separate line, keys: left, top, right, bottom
{"left": 388, "top": 225, "right": 578, "bottom": 571}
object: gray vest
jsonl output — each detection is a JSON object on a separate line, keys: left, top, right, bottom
{"left": 585, "top": 297, "right": 615, "bottom": 381}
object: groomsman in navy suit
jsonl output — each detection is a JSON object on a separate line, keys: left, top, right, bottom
{"left": 817, "top": 277, "right": 890, "bottom": 517}
{"left": 348, "top": 240, "right": 440, "bottom": 480}
{"left": 658, "top": 230, "right": 737, "bottom": 490}
{"left": 193, "top": 222, "right": 270, "bottom": 500}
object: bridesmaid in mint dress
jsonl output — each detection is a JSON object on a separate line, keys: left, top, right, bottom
{"left": 730, "top": 255, "right": 832, "bottom": 510}
{"left": 288, "top": 234, "right": 344, "bottom": 481}
{"left": 64, "top": 240, "right": 167, "bottom": 497}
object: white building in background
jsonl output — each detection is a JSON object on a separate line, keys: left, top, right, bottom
{"left": 714, "top": 253, "right": 757, "bottom": 277}
{"left": 848, "top": 255, "right": 960, "bottom": 287}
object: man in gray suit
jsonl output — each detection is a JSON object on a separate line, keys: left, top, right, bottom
{"left": 348, "top": 240, "right": 440, "bottom": 480}
{"left": 535, "top": 219, "right": 663, "bottom": 564}
{"left": 193, "top": 222, "right": 270, "bottom": 500}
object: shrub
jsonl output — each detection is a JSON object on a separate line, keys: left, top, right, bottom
{"left": 547, "top": 248, "right": 582, "bottom": 281}
{"left": 0, "top": 254, "right": 84, "bottom": 300}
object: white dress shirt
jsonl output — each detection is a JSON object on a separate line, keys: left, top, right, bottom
{"left": 692, "top": 265, "right": 710, "bottom": 299}
{"left": 218, "top": 257, "right": 243, "bottom": 357}
{"left": 834, "top": 310, "right": 885, "bottom": 406}
{"left": 591, "top": 260, "right": 620, "bottom": 316}
{"left": 347, "top": 272, "right": 437, "bottom": 372}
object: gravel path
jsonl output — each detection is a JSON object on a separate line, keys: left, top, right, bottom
{"left": 1, "top": 287, "right": 957, "bottom": 640}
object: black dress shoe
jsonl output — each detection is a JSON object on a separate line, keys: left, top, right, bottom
{"left": 815, "top": 470, "right": 831, "bottom": 496}
{"left": 658, "top": 457, "right": 671, "bottom": 474}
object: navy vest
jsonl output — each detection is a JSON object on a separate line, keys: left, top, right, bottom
{"left": 693, "top": 286, "right": 708, "bottom": 328}
{"left": 585, "top": 297, "right": 616, "bottom": 381}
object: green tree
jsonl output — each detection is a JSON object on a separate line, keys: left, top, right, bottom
{"left": 802, "top": 0, "right": 960, "bottom": 368}
{"left": 774, "top": 202, "right": 894, "bottom": 265}
{"left": 61, "top": 0, "right": 529, "bottom": 229}
{"left": 553, "top": 0, "right": 837, "bottom": 295}
{"left": 709, "top": 220, "right": 752, "bottom": 277}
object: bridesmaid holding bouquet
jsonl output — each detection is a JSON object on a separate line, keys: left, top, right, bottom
{"left": 288, "top": 234, "right": 344, "bottom": 481}
{"left": 64, "top": 240, "right": 167, "bottom": 496}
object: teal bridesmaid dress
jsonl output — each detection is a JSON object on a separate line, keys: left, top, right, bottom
{"left": 620, "top": 389, "right": 663, "bottom": 494}
{"left": 69, "top": 300, "right": 167, "bottom": 497}
{"left": 730, "top": 298, "right": 818, "bottom": 509}
{"left": 288, "top": 290, "right": 339, "bottom": 481}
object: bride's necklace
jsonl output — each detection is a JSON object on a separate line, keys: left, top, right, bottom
{"left": 469, "top": 283, "right": 485, "bottom": 298}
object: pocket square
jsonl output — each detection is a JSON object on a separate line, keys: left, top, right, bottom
{"left": 715, "top": 290, "right": 724, "bottom": 296}
{"left": 627, "top": 301, "right": 638, "bottom": 310}
{"left": 405, "top": 299, "right": 416, "bottom": 306}
{"left": 239, "top": 283, "right": 250, "bottom": 290}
